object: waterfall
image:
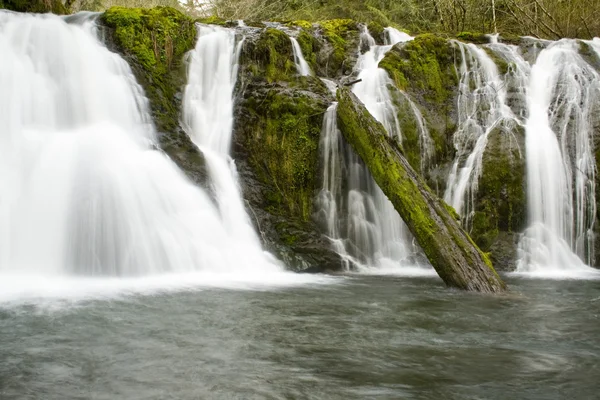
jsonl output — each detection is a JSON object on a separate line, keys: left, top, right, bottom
{"left": 290, "top": 36, "right": 312, "bottom": 76}
{"left": 181, "top": 24, "right": 282, "bottom": 272}
{"left": 0, "top": 12, "right": 280, "bottom": 280}
{"left": 351, "top": 27, "right": 407, "bottom": 140}
{"left": 313, "top": 26, "right": 433, "bottom": 273}
{"left": 516, "top": 39, "right": 600, "bottom": 275}
{"left": 443, "top": 41, "right": 523, "bottom": 225}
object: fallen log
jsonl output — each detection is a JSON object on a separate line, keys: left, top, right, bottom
{"left": 336, "top": 88, "right": 507, "bottom": 293}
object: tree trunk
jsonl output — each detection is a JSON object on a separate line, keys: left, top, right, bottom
{"left": 336, "top": 88, "right": 507, "bottom": 293}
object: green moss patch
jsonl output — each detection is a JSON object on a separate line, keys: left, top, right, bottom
{"left": 380, "top": 34, "right": 457, "bottom": 105}
{"left": 471, "top": 124, "right": 526, "bottom": 251}
{"left": 1, "top": 0, "right": 68, "bottom": 14}
{"left": 102, "top": 6, "right": 196, "bottom": 132}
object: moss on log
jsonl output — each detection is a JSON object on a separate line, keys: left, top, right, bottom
{"left": 336, "top": 88, "right": 507, "bottom": 293}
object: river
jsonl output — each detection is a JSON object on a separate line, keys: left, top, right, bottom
{"left": 1, "top": 275, "right": 598, "bottom": 399}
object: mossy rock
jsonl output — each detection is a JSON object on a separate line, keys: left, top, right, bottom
{"left": 1, "top": 0, "right": 68, "bottom": 14}
{"left": 101, "top": 7, "right": 207, "bottom": 187}
{"left": 316, "top": 19, "right": 359, "bottom": 77}
{"left": 483, "top": 47, "right": 509, "bottom": 75}
{"left": 471, "top": 124, "right": 526, "bottom": 258}
{"left": 296, "top": 29, "right": 319, "bottom": 73}
{"left": 380, "top": 33, "right": 458, "bottom": 180}
{"left": 456, "top": 32, "right": 489, "bottom": 44}
{"left": 238, "top": 88, "right": 325, "bottom": 222}
{"left": 380, "top": 33, "right": 458, "bottom": 105}
{"left": 367, "top": 21, "right": 385, "bottom": 44}
{"left": 196, "top": 15, "right": 237, "bottom": 27}
{"left": 233, "top": 79, "right": 341, "bottom": 270}
{"left": 240, "top": 28, "right": 296, "bottom": 83}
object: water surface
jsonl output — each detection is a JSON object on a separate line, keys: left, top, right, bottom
{"left": 1, "top": 275, "right": 599, "bottom": 399}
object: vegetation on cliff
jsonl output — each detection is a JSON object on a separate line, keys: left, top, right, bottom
{"left": 234, "top": 27, "right": 342, "bottom": 270}
{"left": 380, "top": 34, "right": 457, "bottom": 182}
{"left": 101, "top": 6, "right": 208, "bottom": 186}
{"left": 337, "top": 87, "right": 506, "bottom": 292}
{"left": 0, "top": 0, "right": 69, "bottom": 14}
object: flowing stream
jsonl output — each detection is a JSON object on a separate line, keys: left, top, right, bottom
{"left": 1, "top": 276, "right": 599, "bottom": 399}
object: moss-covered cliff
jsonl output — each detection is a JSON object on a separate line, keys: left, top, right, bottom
{"left": 379, "top": 34, "right": 458, "bottom": 189}
{"left": 101, "top": 7, "right": 208, "bottom": 187}
{"left": 473, "top": 125, "right": 526, "bottom": 270}
{"left": 234, "top": 27, "right": 343, "bottom": 271}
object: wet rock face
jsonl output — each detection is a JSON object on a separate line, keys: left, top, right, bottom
{"left": 100, "top": 7, "right": 208, "bottom": 189}
{"left": 231, "top": 28, "right": 345, "bottom": 272}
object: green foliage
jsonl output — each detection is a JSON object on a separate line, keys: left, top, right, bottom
{"left": 1, "top": 0, "right": 68, "bottom": 14}
{"left": 317, "top": 19, "right": 358, "bottom": 76}
{"left": 102, "top": 6, "right": 196, "bottom": 131}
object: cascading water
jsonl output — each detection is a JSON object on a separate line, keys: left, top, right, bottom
{"left": 443, "top": 40, "right": 524, "bottom": 225}
{"left": 181, "top": 24, "right": 284, "bottom": 273}
{"left": 290, "top": 36, "right": 312, "bottom": 76}
{"left": 351, "top": 27, "right": 411, "bottom": 140}
{"left": 516, "top": 39, "right": 600, "bottom": 275}
{"left": 314, "top": 26, "right": 433, "bottom": 273}
{"left": 0, "top": 12, "right": 288, "bottom": 295}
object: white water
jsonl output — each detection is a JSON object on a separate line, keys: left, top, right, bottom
{"left": 0, "top": 13, "right": 311, "bottom": 301}
{"left": 444, "top": 41, "right": 523, "bottom": 226}
{"left": 290, "top": 36, "right": 312, "bottom": 76}
{"left": 181, "top": 24, "right": 284, "bottom": 273}
{"left": 352, "top": 27, "right": 411, "bottom": 141}
{"left": 516, "top": 39, "right": 600, "bottom": 276}
{"left": 313, "top": 26, "right": 430, "bottom": 273}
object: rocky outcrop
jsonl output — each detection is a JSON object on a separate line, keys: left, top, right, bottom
{"left": 337, "top": 87, "right": 506, "bottom": 292}
{"left": 472, "top": 125, "right": 526, "bottom": 271}
{"left": 101, "top": 7, "right": 208, "bottom": 188}
{"left": 379, "top": 34, "right": 459, "bottom": 193}
{"left": 233, "top": 27, "right": 344, "bottom": 271}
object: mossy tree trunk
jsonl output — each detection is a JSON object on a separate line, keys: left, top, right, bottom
{"left": 336, "top": 88, "right": 507, "bottom": 293}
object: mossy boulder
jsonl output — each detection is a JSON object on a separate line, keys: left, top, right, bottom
{"left": 316, "top": 19, "right": 360, "bottom": 77}
{"left": 456, "top": 31, "right": 489, "bottom": 44}
{"left": 336, "top": 87, "right": 506, "bottom": 292}
{"left": 101, "top": 7, "right": 208, "bottom": 187}
{"left": 234, "top": 31, "right": 343, "bottom": 271}
{"left": 242, "top": 27, "right": 296, "bottom": 83}
{"left": 380, "top": 33, "right": 458, "bottom": 107}
{"left": 471, "top": 124, "right": 526, "bottom": 270}
{"left": 367, "top": 21, "right": 385, "bottom": 44}
{"left": 0, "top": 0, "right": 68, "bottom": 14}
